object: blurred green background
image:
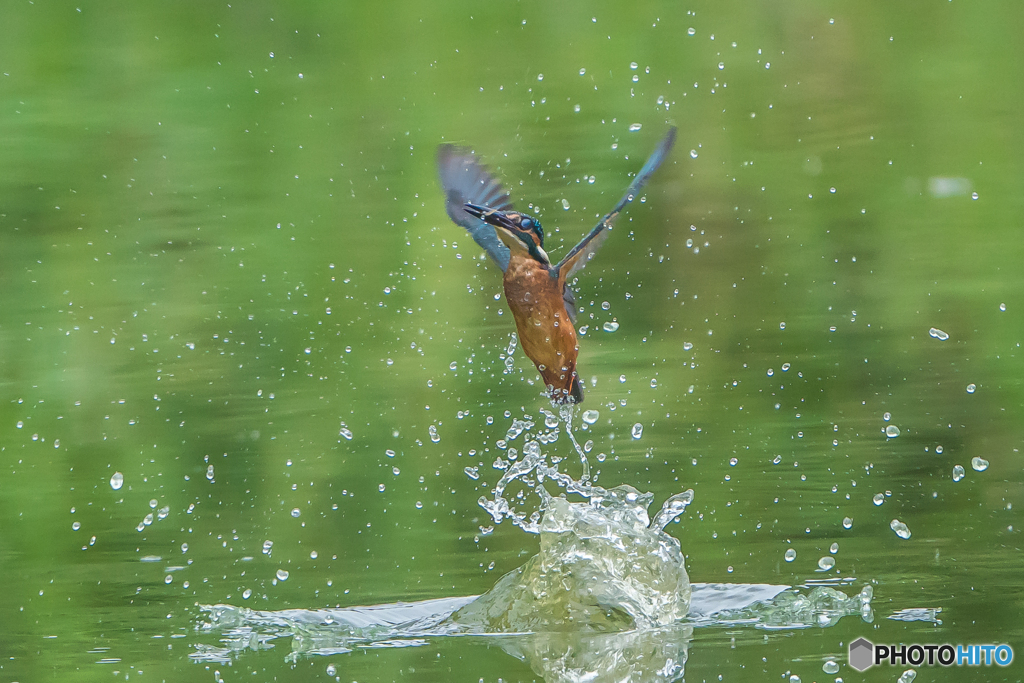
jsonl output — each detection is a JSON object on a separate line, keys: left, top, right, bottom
{"left": 1, "top": 0, "right": 1022, "bottom": 681}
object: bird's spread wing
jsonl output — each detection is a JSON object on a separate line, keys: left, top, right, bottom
{"left": 555, "top": 127, "right": 676, "bottom": 284}
{"left": 437, "top": 144, "right": 513, "bottom": 271}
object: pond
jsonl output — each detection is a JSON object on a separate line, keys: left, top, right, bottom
{"left": 1, "top": 2, "right": 1022, "bottom": 682}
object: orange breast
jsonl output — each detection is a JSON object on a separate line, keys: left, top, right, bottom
{"left": 503, "top": 255, "right": 579, "bottom": 399}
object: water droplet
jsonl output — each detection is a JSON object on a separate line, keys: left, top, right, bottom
{"left": 276, "top": 569, "right": 289, "bottom": 581}
{"left": 291, "top": 508, "right": 300, "bottom": 518}
{"left": 544, "top": 413, "right": 559, "bottom": 429}
{"left": 818, "top": 556, "right": 835, "bottom": 570}
{"left": 971, "top": 192, "right": 978, "bottom": 200}
{"left": 890, "top": 519, "right": 911, "bottom": 539}
{"left": 689, "top": 149, "right": 698, "bottom": 158}
{"left": 326, "top": 664, "right": 336, "bottom": 676}
{"left": 729, "top": 458, "right": 738, "bottom": 467}
{"left": 683, "top": 342, "right": 693, "bottom": 350}
{"left": 603, "top": 321, "right": 619, "bottom": 332}
{"left": 262, "top": 540, "right": 273, "bottom": 554}
{"left": 935, "top": 445, "right": 944, "bottom": 454}
{"left": 628, "top": 123, "right": 642, "bottom": 132}
{"left": 999, "top": 302, "right": 1006, "bottom": 311}
{"left": 631, "top": 423, "right": 644, "bottom": 439}
{"left": 898, "top": 669, "right": 917, "bottom": 683}
{"left": 929, "top": 327, "right": 949, "bottom": 340}
{"left": 830, "top": 542, "right": 839, "bottom": 553}
{"left": 582, "top": 409, "right": 599, "bottom": 424}
{"left": 339, "top": 423, "right": 353, "bottom": 439}
{"left": 629, "top": 62, "right": 639, "bottom": 70}
{"left": 842, "top": 517, "right": 853, "bottom": 529}
{"left": 966, "top": 383, "right": 976, "bottom": 394}
{"left": 822, "top": 660, "right": 840, "bottom": 674}
{"left": 971, "top": 457, "right": 989, "bottom": 471}
{"left": 687, "top": 27, "right": 696, "bottom": 36}
{"left": 766, "top": 368, "right": 774, "bottom": 377}
{"left": 464, "top": 466, "right": 480, "bottom": 480}
{"left": 537, "top": 73, "right": 544, "bottom": 81}
{"left": 579, "top": 68, "right": 586, "bottom": 76}
{"left": 784, "top": 548, "right": 796, "bottom": 562}
{"left": 718, "top": 62, "right": 724, "bottom": 70}
{"left": 952, "top": 464, "right": 965, "bottom": 482}
{"left": 772, "top": 455, "right": 782, "bottom": 464}
{"left": 781, "top": 362, "right": 790, "bottom": 371}
{"left": 242, "top": 588, "right": 252, "bottom": 599}
{"left": 885, "top": 425, "right": 900, "bottom": 438}
{"left": 561, "top": 198, "right": 571, "bottom": 210}
{"left": 110, "top": 472, "right": 124, "bottom": 490}
{"left": 650, "top": 378, "right": 658, "bottom": 388}
{"left": 206, "top": 464, "right": 215, "bottom": 480}
{"left": 873, "top": 493, "right": 885, "bottom": 506}
{"left": 72, "top": 521, "right": 80, "bottom": 531}
{"left": 779, "top": 322, "right": 786, "bottom": 330}
{"left": 428, "top": 425, "right": 440, "bottom": 443}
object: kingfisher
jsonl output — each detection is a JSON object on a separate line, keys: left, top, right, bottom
{"left": 437, "top": 127, "right": 676, "bottom": 404}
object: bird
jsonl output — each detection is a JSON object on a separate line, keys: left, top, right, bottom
{"left": 437, "top": 127, "right": 676, "bottom": 404}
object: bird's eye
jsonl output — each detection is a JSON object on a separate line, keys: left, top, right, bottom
{"left": 521, "top": 218, "right": 532, "bottom": 228}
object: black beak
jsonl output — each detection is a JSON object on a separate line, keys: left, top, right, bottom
{"left": 463, "top": 202, "right": 489, "bottom": 220}
{"left": 464, "top": 202, "right": 514, "bottom": 230}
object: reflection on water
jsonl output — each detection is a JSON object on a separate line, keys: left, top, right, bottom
{"left": 195, "top": 581, "right": 872, "bottom": 682}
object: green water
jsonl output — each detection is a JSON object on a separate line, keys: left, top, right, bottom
{"left": 2, "top": 1, "right": 1022, "bottom": 681}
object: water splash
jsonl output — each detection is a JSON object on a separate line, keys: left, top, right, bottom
{"left": 503, "top": 332, "right": 517, "bottom": 374}
{"left": 467, "top": 407, "right": 696, "bottom": 632}
{"left": 456, "top": 483, "right": 693, "bottom": 632}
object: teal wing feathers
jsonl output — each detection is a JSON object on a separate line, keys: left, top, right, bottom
{"left": 437, "top": 145, "right": 513, "bottom": 271}
{"left": 555, "top": 127, "right": 676, "bottom": 282}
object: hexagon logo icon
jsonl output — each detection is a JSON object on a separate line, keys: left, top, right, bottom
{"left": 849, "top": 637, "right": 874, "bottom": 672}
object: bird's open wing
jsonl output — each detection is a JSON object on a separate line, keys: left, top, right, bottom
{"left": 437, "top": 145, "right": 513, "bottom": 271}
{"left": 555, "top": 127, "right": 676, "bottom": 284}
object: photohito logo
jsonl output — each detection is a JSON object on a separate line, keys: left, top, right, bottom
{"left": 848, "top": 638, "right": 1014, "bottom": 672}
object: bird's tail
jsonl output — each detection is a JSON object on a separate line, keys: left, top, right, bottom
{"left": 569, "top": 373, "right": 584, "bottom": 404}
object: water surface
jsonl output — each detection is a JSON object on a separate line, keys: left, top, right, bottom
{"left": 1, "top": 1, "right": 1022, "bottom": 682}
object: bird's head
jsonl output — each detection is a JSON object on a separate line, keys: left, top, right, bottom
{"left": 464, "top": 203, "right": 548, "bottom": 263}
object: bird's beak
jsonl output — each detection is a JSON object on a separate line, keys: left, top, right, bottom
{"left": 463, "top": 202, "right": 488, "bottom": 220}
{"left": 464, "top": 203, "right": 517, "bottom": 233}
